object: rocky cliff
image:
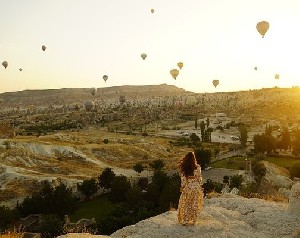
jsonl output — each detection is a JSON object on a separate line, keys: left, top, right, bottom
{"left": 58, "top": 184, "right": 300, "bottom": 238}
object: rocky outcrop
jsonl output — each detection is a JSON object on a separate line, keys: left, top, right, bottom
{"left": 58, "top": 194, "right": 300, "bottom": 238}
{"left": 262, "top": 161, "right": 293, "bottom": 189}
{"left": 288, "top": 182, "right": 300, "bottom": 214}
{"left": 111, "top": 194, "right": 299, "bottom": 238}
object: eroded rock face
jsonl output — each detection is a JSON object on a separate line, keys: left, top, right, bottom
{"left": 288, "top": 182, "right": 300, "bottom": 214}
{"left": 57, "top": 195, "right": 300, "bottom": 238}
{"left": 111, "top": 195, "right": 300, "bottom": 238}
{"left": 262, "top": 161, "right": 293, "bottom": 189}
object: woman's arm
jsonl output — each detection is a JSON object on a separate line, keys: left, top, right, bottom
{"left": 180, "top": 174, "right": 186, "bottom": 192}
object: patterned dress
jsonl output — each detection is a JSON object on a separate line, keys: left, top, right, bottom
{"left": 178, "top": 165, "right": 203, "bottom": 225}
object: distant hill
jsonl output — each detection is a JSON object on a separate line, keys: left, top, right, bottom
{"left": 0, "top": 84, "right": 190, "bottom": 107}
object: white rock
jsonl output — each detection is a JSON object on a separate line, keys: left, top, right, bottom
{"left": 288, "top": 182, "right": 300, "bottom": 214}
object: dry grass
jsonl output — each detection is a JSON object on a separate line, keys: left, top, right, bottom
{"left": 241, "top": 192, "right": 288, "bottom": 203}
{"left": 206, "top": 191, "right": 221, "bottom": 199}
{"left": 0, "top": 228, "right": 23, "bottom": 238}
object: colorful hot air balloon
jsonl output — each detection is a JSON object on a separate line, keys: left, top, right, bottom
{"left": 91, "top": 88, "right": 97, "bottom": 96}
{"left": 170, "top": 69, "right": 179, "bottom": 80}
{"left": 2, "top": 61, "right": 8, "bottom": 69}
{"left": 141, "top": 53, "right": 147, "bottom": 60}
{"left": 151, "top": 9, "right": 154, "bottom": 14}
{"left": 42, "top": 45, "right": 47, "bottom": 51}
{"left": 84, "top": 100, "right": 95, "bottom": 111}
{"left": 256, "top": 21, "right": 270, "bottom": 38}
{"left": 212, "top": 79, "right": 219, "bottom": 88}
{"left": 275, "top": 74, "right": 280, "bottom": 80}
{"left": 177, "top": 62, "right": 183, "bottom": 70}
{"left": 103, "top": 75, "right": 108, "bottom": 82}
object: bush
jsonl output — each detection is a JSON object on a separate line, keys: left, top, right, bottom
{"left": 229, "top": 174, "right": 244, "bottom": 189}
{"left": 290, "top": 164, "right": 300, "bottom": 178}
{"left": 103, "top": 139, "right": 109, "bottom": 144}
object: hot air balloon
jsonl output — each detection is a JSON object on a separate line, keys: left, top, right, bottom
{"left": 256, "top": 21, "right": 269, "bottom": 38}
{"left": 103, "top": 75, "right": 108, "bottom": 82}
{"left": 170, "top": 69, "right": 179, "bottom": 80}
{"left": 42, "top": 45, "right": 47, "bottom": 51}
{"left": 212, "top": 79, "right": 219, "bottom": 88}
{"left": 91, "top": 88, "right": 97, "bottom": 96}
{"left": 84, "top": 100, "right": 95, "bottom": 111}
{"left": 141, "top": 53, "right": 147, "bottom": 60}
{"left": 177, "top": 62, "right": 183, "bottom": 70}
{"left": 151, "top": 9, "right": 154, "bottom": 14}
{"left": 254, "top": 67, "right": 257, "bottom": 70}
{"left": 275, "top": 74, "right": 280, "bottom": 80}
{"left": 2, "top": 61, "right": 8, "bottom": 69}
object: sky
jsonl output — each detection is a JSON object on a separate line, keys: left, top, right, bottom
{"left": 1, "top": 0, "right": 300, "bottom": 94}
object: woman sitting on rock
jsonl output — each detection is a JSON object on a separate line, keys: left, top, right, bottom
{"left": 178, "top": 151, "right": 204, "bottom": 225}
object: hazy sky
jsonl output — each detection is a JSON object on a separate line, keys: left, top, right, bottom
{"left": 1, "top": 0, "right": 300, "bottom": 93}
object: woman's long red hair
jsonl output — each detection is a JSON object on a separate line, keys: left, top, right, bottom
{"left": 179, "top": 152, "right": 197, "bottom": 177}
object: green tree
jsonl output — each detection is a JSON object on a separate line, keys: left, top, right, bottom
{"left": 39, "top": 214, "right": 64, "bottom": 238}
{"left": 229, "top": 174, "right": 243, "bottom": 189}
{"left": 0, "top": 206, "right": 17, "bottom": 231}
{"left": 149, "top": 159, "right": 165, "bottom": 171}
{"left": 290, "top": 164, "right": 300, "bottom": 178}
{"left": 253, "top": 134, "right": 276, "bottom": 154}
{"left": 194, "top": 148, "right": 212, "bottom": 169}
{"left": 110, "top": 176, "right": 131, "bottom": 203}
{"left": 190, "top": 133, "right": 200, "bottom": 144}
{"left": 223, "top": 175, "right": 229, "bottom": 184}
{"left": 279, "top": 128, "right": 291, "bottom": 151}
{"left": 77, "top": 178, "right": 98, "bottom": 199}
{"left": 159, "top": 174, "right": 181, "bottom": 211}
{"left": 239, "top": 125, "right": 248, "bottom": 148}
{"left": 206, "top": 117, "right": 210, "bottom": 128}
{"left": 125, "top": 185, "right": 142, "bottom": 208}
{"left": 98, "top": 168, "right": 116, "bottom": 189}
{"left": 292, "top": 130, "right": 300, "bottom": 155}
{"left": 133, "top": 163, "right": 144, "bottom": 174}
{"left": 200, "top": 121, "right": 205, "bottom": 141}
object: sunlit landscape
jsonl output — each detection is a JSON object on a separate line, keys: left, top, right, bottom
{"left": 1, "top": 1, "right": 300, "bottom": 238}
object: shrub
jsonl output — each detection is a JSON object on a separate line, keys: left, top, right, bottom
{"left": 290, "top": 164, "right": 300, "bottom": 178}
{"left": 229, "top": 174, "right": 243, "bottom": 189}
{"left": 103, "top": 139, "right": 109, "bottom": 144}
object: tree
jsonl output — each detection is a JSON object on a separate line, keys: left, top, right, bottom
{"left": 98, "top": 168, "right": 116, "bottom": 189}
{"left": 159, "top": 174, "right": 181, "bottom": 211}
{"left": 194, "top": 114, "right": 198, "bottom": 129}
{"left": 279, "top": 128, "right": 291, "bottom": 151}
{"left": 190, "top": 133, "right": 200, "bottom": 144}
{"left": 290, "top": 164, "right": 300, "bottom": 178}
{"left": 133, "top": 163, "right": 144, "bottom": 174}
{"left": 77, "top": 178, "right": 98, "bottom": 199}
{"left": 125, "top": 185, "right": 142, "bottom": 208}
{"left": 200, "top": 121, "right": 205, "bottom": 141}
{"left": 110, "top": 176, "right": 131, "bottom": 203}
{"left": 292, "top": 130, "right": 300, "bottom": 155}
{"left": 229, "top": 174, "right": 243, "bottom": 189}
{"left": 206, "top": 117, "right": 210, "bottom": 128}
{"left": 0, "top": 206, "right": 17, "bottom": 231}
{"left": 239, "top": 125, "right": 248, "bottom": 148}
{"left": 39, "top": 214, "right": 64, "bottom": 238}
{"left": 149, "top": 159, "right": 165, "bottom": 171}
{"left": 194, "top": 148, "right": 212, "bottom": 169}
{"left": 17, "top": 182, "right": 76, "bottom": 217}
{"left": 223, "top": 175, "right": 229, "bottom": 184}
{"left": 253, "top": 134, "right": 276, "bottom": 154}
